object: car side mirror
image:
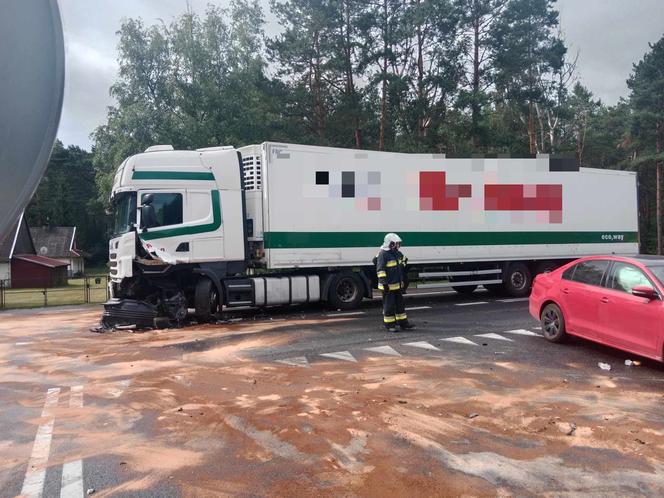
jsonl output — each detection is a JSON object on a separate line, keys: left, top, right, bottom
{"left": 632, "top": 285, "right": 659, "bottom": 300}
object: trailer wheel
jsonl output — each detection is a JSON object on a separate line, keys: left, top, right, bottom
{"left": 195, "top": 278, "right": 220, "bottom": 323}
{"left": 503, "top": 263, "right": 532, "bottom": 297}
{"left": 328, "top": 272, "right": 364, "bottom": 310}
{"left": 452, "top": 285, "right": 478, "bottom": 295}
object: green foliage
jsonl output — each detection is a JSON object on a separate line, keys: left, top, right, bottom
{"left": 27, "top": 141, "right": 108, "bottom": 262}
{"left": 80, "top": 1, "right": 664, "bottom": 253}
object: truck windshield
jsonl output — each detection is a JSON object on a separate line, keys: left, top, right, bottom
{"left": 112, "top": 192, "right": 137, "bottom": 236}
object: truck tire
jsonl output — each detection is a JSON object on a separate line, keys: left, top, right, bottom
{"left": 452, "top": 285, "right": 478, "bottom": 295}
{"left": 195, "top": 277, "right": 220, "bottom": 323}
{"left": 328, "top": 272, "right": 364, "bottom": 310}
{"left": 503, "top": 263, "right": 532, "bottom": 297}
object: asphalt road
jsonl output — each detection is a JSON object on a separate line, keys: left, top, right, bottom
{"left": 1, "top": 289, "right": 663, "bottom": 497}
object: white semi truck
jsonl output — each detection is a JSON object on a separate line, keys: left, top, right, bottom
{"left": 102, "top": 142, "right": 639, "bottom": 328}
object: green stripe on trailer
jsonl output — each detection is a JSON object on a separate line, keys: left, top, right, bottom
{"left": 140, "top": 190, "right": 222, "bottom": 240}
{"left": 263, "top": 231, "right": 638, "bottom": 249}
{"left": 132, "top": 171, "right": 215, "bottom": 181}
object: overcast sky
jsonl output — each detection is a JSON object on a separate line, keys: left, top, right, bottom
{"left": 56, "top": 0, "right": 664, "bottom": 150}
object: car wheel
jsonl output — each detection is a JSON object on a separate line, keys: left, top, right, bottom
{"left": 541, "top": 303, "right": 566, "bottom": 343}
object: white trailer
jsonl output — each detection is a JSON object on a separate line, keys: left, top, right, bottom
{"left": 103, "top": 142, "right": 638, "bottom": 328}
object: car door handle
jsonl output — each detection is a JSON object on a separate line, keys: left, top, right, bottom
{"left": 562, "top": 288, "right": 570, "bottom": 295}
{"left": 600, "top": 297, "right": 609, "bottom": 304}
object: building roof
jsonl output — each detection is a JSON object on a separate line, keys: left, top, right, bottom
{"left": 13, "top": 254, "right": 69, "bottom": 268}
{"left": 30, "top": 226, "right": 81, "bottom": 259}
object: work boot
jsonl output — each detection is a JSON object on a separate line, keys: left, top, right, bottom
{"left": 384, "top": 323, "right": 398, "bottom": 332}
{"left": 398, "top": 320, "right": 415, "bottom": 330}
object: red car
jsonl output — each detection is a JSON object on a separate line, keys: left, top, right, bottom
{"left": 529, "top": 255, "right": 664, "bottom": 361}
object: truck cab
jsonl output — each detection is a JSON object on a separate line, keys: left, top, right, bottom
{"left": 106, "top": 145, "right": 249, "bottom": 327}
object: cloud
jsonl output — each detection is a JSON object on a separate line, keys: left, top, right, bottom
{"left": 557, "top": 0, "right": 664, "bottom": 104}
{"left": 55, "top": 0, "right": 664, "bottom": 150}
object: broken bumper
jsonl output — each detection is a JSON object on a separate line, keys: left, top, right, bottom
{"left": 101, "top": 298, "right": 161, "bottom": 329}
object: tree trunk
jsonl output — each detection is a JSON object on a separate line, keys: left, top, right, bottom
{"left": 378, "top": 0, "right": 388, "bottom": 151}
{"left": 471, "top": 3, "right": 480, "bottom": 148}
{"left": 528, "top": 101, "right": 537, "bottom": 155}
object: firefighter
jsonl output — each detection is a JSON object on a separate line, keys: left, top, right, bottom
{"left": 375, "top": 233, "right": 415, "bottom": 331}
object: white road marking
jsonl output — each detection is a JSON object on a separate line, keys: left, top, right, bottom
{"left": 108, "top": 379, "right": 131, "bottom": 399}
{"left": 405, "top": 291, "right": 456, "bottom": 296}
{"left": 533, "top": 326, "right": 542, "bottom": 330}
{"left": 320, "top": 351, "right": 358, "bottom": 363}
{"left": 441, "top": 336, "right": 478, "bottom": 346}
{"left": 498, "top": 298, "right": 530, "bottom": 303}
{"left": 21, "top": 387, "right": 60, "bottom": 498}
{"left": 15, "top": 341, "right": 32, "bottom": 346}
{"left": 455, "top": 301, "right": 488, "bottom": 307}
{"left": 503, "top": 329, "right": 540, "bottom": 337}
{"left": 60, "top": 459, "right": 84, "bottom": 498}
{"left": 325, "top": 311, "right": 366, "bottom": 317}
{"left": 405, "top": 306, "right": 431, "bottom": 311}
{"left": 61, "top": 386, "right": 85, "bottom": 498}
{"left": 69, "top": 385, "right": 84, "bottom": 408}
{"left": 276, "top": 356, "right": 309, "bottom": 367}
{"left": 364, "top": 345, "right": 401, "bottom": 356}
{"left": 474, "top": 333, "right": 513, "bottom": 342}
{"left": 402, "top": 341, "right": 441, "bottom": 351}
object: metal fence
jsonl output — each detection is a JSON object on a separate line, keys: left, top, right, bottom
{"left": 0, "top": 275, "right": 110, "bottom": 310}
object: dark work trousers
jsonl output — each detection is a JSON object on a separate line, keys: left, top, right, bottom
{"left": 382, "top": 290, "right": 407, "bottom": 325}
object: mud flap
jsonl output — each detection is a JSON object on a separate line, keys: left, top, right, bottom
{"left": 101, "top": 298, "right": 162, "bottom": 330}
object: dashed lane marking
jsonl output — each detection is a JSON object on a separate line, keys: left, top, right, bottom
{"left": 61, "top": 386, "right": 85, "bottom": 497}
{"left": 498, "top": 298, "right": 530, "bottom": 303}
{"left": 60, "top": 459, "right": 84, "bottom": 498}
{"left": 405, "top": 306, "right": 432, "bottom": 311}
{"left": 441, "top": 336, "right": 478, "bottom": 346}
{"left": 320, "top": 351, "right": 358, "bottom": 363}
{"left": 15, "top": 342, "right": 32, "bottom": 346}
{"left": 474, "top": 333, "right": 513, "bottom": 342}
{"left": 503, "top": 329, "right": 540, "bottom": 337}
{"left": 455, "top": 301, "right": 488, "bottom": 307}
{"left": 325, "top": 311, "right": 366, "bottom": 317}
{"left": 364, "top": 345, "right": 401, "bottom": 356}
{"left": 402, "top": 341, "right": 441, "bottom": 351}
{"left": 276, "top": 356, "right": 309, "bottom": 367}
{"left": 21, "top": 387, "right": 60, "bottom": 498}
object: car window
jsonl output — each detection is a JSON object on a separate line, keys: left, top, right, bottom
{"left": 570, "top": 260, "right": 609, "bottom": 287}
{"left": 609, "top": 262, "right": 653, "bottom": 294}
{"left": 562, "top": 266, "right": 575, "bottom": 280}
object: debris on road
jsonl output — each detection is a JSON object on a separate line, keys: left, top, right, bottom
{"left": 598, "top": 362, "right": 611, "bottom": 371}
{"left": 468, "top": 413, "right": 479, "bottom": 419}
{"left": 86, "top": 488, "right": 95, "bottom": 496}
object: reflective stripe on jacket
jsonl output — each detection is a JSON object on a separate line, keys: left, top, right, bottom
{"left": 375, "top": 249, "right": 407, "bottom": 292}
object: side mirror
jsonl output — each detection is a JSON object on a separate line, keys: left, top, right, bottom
{"left": 632, "top": 285, "right": 659, "bottom": 300}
